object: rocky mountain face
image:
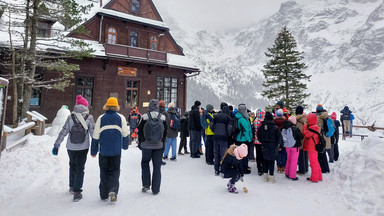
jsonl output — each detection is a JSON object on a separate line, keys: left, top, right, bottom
{"left": 165, "top": 0, "right": 384, "bottom": 125}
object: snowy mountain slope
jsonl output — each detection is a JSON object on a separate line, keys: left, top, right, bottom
{"left": 159, "top": 0, "right": 384, "bottom": 125}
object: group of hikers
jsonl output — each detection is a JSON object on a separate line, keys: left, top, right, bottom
{"left": 51, "top": 95, "right": 354, "bottom": 202}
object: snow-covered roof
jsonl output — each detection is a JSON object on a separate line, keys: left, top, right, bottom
{"left": 167, "top": 53, "right": 199, "bottom": 71}
{"left": 98, "top": 8, "right": 169, "bottom": 30}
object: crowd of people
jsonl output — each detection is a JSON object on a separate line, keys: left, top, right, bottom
{"left": 51, "top": 95, "right": 354, "bottom": 202}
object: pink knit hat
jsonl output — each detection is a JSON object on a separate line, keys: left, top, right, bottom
{"left": 330, "top": 112, "right": 337, "bottom": 120}
{"left": 234, "top": 144, "right": 248, "bottom": 160}
{"left": 288, "top": 116, "right": 297, "bottom": 125}
{"left": 76, "top": 95, "right": 88, "bottom": 107}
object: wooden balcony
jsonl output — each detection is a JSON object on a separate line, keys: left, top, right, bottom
{"left": 105, "top": 43, "right": 167, "bottom": 62}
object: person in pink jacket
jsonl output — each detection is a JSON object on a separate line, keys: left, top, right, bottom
{"left": 253, "top": 109, "right": 266, "bottom": 176}
{"left": 302, "top": 113, "right": 323, "bottom": 183}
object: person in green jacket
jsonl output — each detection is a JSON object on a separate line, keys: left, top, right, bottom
{"left": 234, "top": 104, "right": 253, "bottom": 174}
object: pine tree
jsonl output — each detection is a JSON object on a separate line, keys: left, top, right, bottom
{"left": 261, "top": 26, "right": 311, "bottom": 112}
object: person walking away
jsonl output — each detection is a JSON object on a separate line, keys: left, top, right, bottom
{"left": 189, "top": 101, "right": 203, "bottom": 158}
{"left": 257, "top": 112, "right": 283, "bottom": 183}
{"left": 253, "top": 109, "right": 266, "bottom": 176}
{"left": 330, "top": 112, "right": 340, "bottom": 161}
{"left": 302, "top": 113, "right": 323, "bottom": 183}
{"left": 178, "top": 111, "right": 190, "bottom": 155}
{"left": 128, "top": 106, "right": 141, "bottom": 145}
{"left": 137, "top": 99, "right": 168, "bottom": 195}
{"left": 159, "top": 100, "right": 169, "bottom": 165}
{"left": 274, "top": 109, "right": 287, "bottom": 173}
{"left": 163, "top": 102, "right": 179, "bottom": 161}
{"left": 221, "top": 144, "right": 248, "bottom": 194}
{"left": 282, "top": 116, "right": 304, "bottom": 181}
{"left": 234, "top": 104, "right": 253, "bottom": 174}
{"left": 52, "top": 95, "right": 95, "bottom": 202}
{"left": 91, "top": 97, "right": 129, "bottom": 203}
{"left": 203, "top": 104, "right": 215, "bottom": 165}
{"left": 316, "top": 105, "right": 332, "bottom": 173}
{"left": 295, "top": 106, "right": 309, "bottom": 175}
{"left": 340, "top": 106, "right": 352, "bottom": 136}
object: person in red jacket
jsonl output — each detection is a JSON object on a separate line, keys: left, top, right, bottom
{"left": 302, "top": 113, "right": 323, "bottom": 183}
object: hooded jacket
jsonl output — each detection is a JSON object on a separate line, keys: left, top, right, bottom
{"left": 166, "top": 107, "right": 179, "bottom": 138}
{"left": 180, "top": 116, "right": 189, "bottom": 137}
{"left": 235, "top": 111, "right": 252, "bottom": 142}
{"left": 54, "top": 104, "right": 95, "bottom": 151}
{"left": 204, "top": 110, "right": 215, "bottom": 136}
{"left": 340, "top": 106, "right": 352, "bottom": 121}
{"left": 220, "top": 145, "right": 244, "bottom": 178}
{"left": 253, "top": 109, "right": 265, "bottom": 145}
{"left": 137, "top": 99, "right": 168, "bottom": 149}
{"left": 302, "top": 113, "right": 320, "bottom": 152}
{"left": 211, "top": 105, "right": 232, "bottom": 141}
{"left": 189, "top": 105, "right": 202, "bottom": 131}
{"left": 257, "top": 119, "right": 283, "bottom": 161}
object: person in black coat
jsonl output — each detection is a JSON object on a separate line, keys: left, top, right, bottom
{"left": 178, "top": 112, "right": 190, "bottom": 155}
{"left": 257, "top": 112, "right": 283, "bottom": 183}
{"left": 211, "top": 105, "right": 232, "bottom": 175}
{"left": 189, "top": 101, "right": 202, "bottom": 158}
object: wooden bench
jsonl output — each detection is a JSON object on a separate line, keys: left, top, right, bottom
{"left": 26, "top": 111, "right": 48, "bottom": 136}
{"left": 341, "top": 133, "right": 368, "bottom": 141}
{"left": 2, "top": 122, "right": 36, "bottom": 152}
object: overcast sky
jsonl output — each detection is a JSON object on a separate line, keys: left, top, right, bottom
{"left": 153, "top": 0, "right": 287, "bottom": 31}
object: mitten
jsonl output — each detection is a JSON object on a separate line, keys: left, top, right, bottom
{"left": 52, "top": 147, "right": 58, "bottom": 156}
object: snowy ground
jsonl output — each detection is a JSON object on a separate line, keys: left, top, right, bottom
{"left": 0, "top": 130, "right": 383, "bottom": 216}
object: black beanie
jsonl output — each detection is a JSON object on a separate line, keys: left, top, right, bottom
{"left": 295, "top": 106, "right": 304, "bottom": 115}
{"left": 194, "top": 100, "right": 201, "bottom": 107}
{"left": 265, "top": 112, "right": 274, "bottom": 120}
{"left": 220, "top": 102, "right": 228, "bottom": 110}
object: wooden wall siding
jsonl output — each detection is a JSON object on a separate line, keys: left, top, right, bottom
{"left": 4, "top": 58, "right": 187, "bottom": 123}
{"left": 107, "top": 0, "right": 162, "bottom": 21}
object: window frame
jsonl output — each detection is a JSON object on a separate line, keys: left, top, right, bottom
{"left": 126, "top": 80, "right": 140, "bottom": 108}
{"left": 150, "top": 35, "right": 158, "bottom": 51}
{"left": 107, "top": 27, "right": 117, "bottom": 44}
{"left": 131, "top": 0, "right": 141, "bottom": 13}
{"left": 75, "top": 76, "right": 94, "bottom": 107}
{"left": 156, "top": 76, "right": 178, "bottom": 107}
{"left": 130, "top": 30, "right": 139, "bottom": 47}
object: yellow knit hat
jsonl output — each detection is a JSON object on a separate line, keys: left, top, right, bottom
{"left": 106, "top": 97, "right": 118, "bottom": 107}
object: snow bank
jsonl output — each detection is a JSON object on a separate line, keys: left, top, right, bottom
{"left": 333, "top": 137, "right": 384, "bottom": 215}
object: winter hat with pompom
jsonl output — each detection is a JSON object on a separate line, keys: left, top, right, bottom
{"left": 276, "top": 109, "right": 284, "bottom": 117}
{"left": 76, "top": 95, "right": 88, "bottom": 107}
{"left": 234, "top": 144, "right": 248, "bottom": 160}
{"left": 316, "top": 104, "right": 324, "bottom": 112}
{"left": 168, "top": 102, "right": 175, "bottom": 108}
{"left": 331, "top": 112, "right": 337, "bottom": 120}
{"left": 288, "top": 116, "right": 297, "bottom": 125}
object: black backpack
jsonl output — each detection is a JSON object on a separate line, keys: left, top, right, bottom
{"left": 143, "top": 112, "right": 164, "bottom": 142}
{"left": 308, "top": 128, "right": 326, "bottom": 153}
{"left": 231, "top": 117, "right": 243, "bottom": 140}
{"left": 70, "top": 114, "right": 89, "bottom": 144}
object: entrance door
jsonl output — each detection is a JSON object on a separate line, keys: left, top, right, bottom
{"left": 126, "top": 80, "right": 139, "bottom": 108}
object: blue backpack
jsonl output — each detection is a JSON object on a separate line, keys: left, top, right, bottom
{"left": 200, "top": 110, "right": 209, "bottom": 129}
{"left": 170, "top": 113, "right": 180, "bottom": 130}
{"left": 323, "top": 117, "right": 335, "bottom": 137}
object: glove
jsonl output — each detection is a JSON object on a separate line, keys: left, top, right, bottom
{"left": 240, "top": 177, "right": 244, "bottom": 182}
{"left": 52, "top": 147, "right": 58, "bottom": 156}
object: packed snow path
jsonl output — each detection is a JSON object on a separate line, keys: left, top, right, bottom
{"left": 0, "top": 134, "right": 383, "bottom": 216}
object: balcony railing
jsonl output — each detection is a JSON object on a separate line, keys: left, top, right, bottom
{"left": 105, "top": 43, "right": 167, "bottom": 62}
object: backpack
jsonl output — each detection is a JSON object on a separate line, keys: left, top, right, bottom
{"left": 282, "top": 127, "right": 296, "bottom": 148}
{"left": 144, "top": 112, "right": 164, "bottom": 142}
{"left": 323, "top": 117, "right": 335, "bottom": 137}
{"left": 200, "top": 111, "right": 209, "bottom": 129}
{"left": 308, "top": 128, "right": 326, "bottom": 153}
{"left": 70, "top": 114, "right": 89, "bottom": 144}
{"left": 170, "top": 113, "right": 180, "bottom": 130}
{"left": 231, "top": 117, "right": 243, "bottom": 140}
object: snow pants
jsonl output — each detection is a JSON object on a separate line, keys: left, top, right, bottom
{"left": 205, "top": 135, "right": 214, "bottom": 164}
{"left": 141, "top": 148, "right": 162, "bottom": 194}
{"left": 298, "top": 149, "right": 309, "bottom": 174}
{"left": 255, "top": 144, "right": 264, "bottom": 173}
{"left": 308, "top": 151, "right": 322, "bottom": 182}
{"left": 98, "top": 154, "right": 121, "bottom": 199}
{"left": 214, "top": 139, "right": 228, "bottom": 173}
{"left": 263, "top": 160, "right": 275, "bottom": 176}
{"left": 178, "top": 134, "right": 188, "bottom": 153}
{"left": 285, "top": 147, "right": 299, "bottom": 179}
{"left": 67, "top": 149, "right": 88, "bottom": 193}
{"left": 318, "top": 151, "right": 330, "bottom": 173}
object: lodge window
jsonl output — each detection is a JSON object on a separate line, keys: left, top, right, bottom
{"left": 75, "top": 77, "right": 93, "bottom": 106}
{"left": 150, "top": 36, "right": 158, "bottom": 50}
{"left": 131, "top": 0, "right": 140, "bottom": 13}
{"left": 157, "top": 77, "right": 177, "bottom": 106}
{"left": 126, "top": 80, "right": 139, "bottom": 107}
{"left": 130, "top": 30, "right": 138, "bottom": 47}
{"left": 37, "top": 21, "right": 51, "bottom": 38}
{"left": 30, "top": 74, "right": 43, "bottom": 106}
{"left": 107, "top": 27, "right": 117, "bottom": 44}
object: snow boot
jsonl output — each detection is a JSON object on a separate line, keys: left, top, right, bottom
{"left": 109, "top": 192, "right": 117, "bottom": 203}
{"left": 263, "top": 173, "right": 268, "bottom": 182}
{"left": 170, "top": 156, "right": 177, "bottom": 161}
{"left": 228, "top": 184, "right": 238, "bottom": 194}
{"left": 268, "top": 175, "right": 276, "bottom": 184}
{"left": 142, "top": 186, "right": 150, "bottom": 192}
{"left": 73, "top": 192, "right": 82, "bottom": 202}
{"left": 68, "top": 187, "right": 74, "bottom": 194}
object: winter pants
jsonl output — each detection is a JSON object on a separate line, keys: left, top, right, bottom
{"left": 332, "top": 136, "right": 340, "bottom": 161}
{"left": 255, "top": 144, "right": 264, "bottom": 173}
{"left": 248, "top": 143, "right": 255, "bottom": 160}
{"left": 326, "top": 144, "right": 335, "bottom": 162}
{"left": 190, "top": 130, "right": 201, "bottom": 157}
{"left": 318, "top": 151, "right": 330, "bottom": 173}
{"left": 214, "top": 139, "right": 228, "bottom": 173}
{"left": 235, "top": 141, "right": 250, "bottom": 172}
{"left": 205, "top": 135, "right": 214, "bottom": 164}
{"left": 164, "top": 137, "right": 177, "bottom": 158}
{"left": 98, "top": 154, "right": 121, "bottom": 199}
{"left": 298, "top": 149, "right": 309, "bottom": 174}
{"left": 263, "top": 160, "right": 275, "bottom": 176}
{"left": 229, "top": 173, "right": 241, "bottom": 185}
{"left": 67, "top": 149, "right": 88, "bottom": 193}
{"left": 141, "top": 148, "right": 162, "bottom": 194}
{"left": 343, "top": 120, "right": 351, "bottom": 134}
{"left": 308, "top": 151, "right": 322, "bottom": 182}
{"left": 285, "top": 147, "right": 299, "bottom": 179}
{"left": 178, "top": 135, "right": 188, "bottom": 153}
{"left": 277, "top": 147, "right": 287, "bottom": 167}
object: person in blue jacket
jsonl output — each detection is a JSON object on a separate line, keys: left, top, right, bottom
{"left": 91, "top": 97, "right": 129, "bottom": 203}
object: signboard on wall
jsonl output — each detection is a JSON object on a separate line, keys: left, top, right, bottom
{"left": 118, "top": 66, "right": 137, "bottom": 77}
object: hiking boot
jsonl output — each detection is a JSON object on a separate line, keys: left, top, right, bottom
{"left": 73, "top": 192, "right": 82, "bottom": 202}
{"left": 228, "top": 184, "right": 238, "bottom": 194}
{"left": 263, "top": 173, "right": 268, "bottom": 182}
{"left": 184, "top": 151, "right": 190, "bottom": 154}
{"left": 142, "top": 186, "right": 150, "bottom": 192}
{"left": 178, "top": 152, "right": 184, "bottom": 156}
{"left": 268, "top": 175, "right": 276, "bottom": 183}
{"left": 109, "top": 192, "right": 117, "bottom": 203}
{"left": 163, "top": 156, "right": 168, "bottom": 160}
{"left": 161, "top": 161, "right": 166, "bottom": 166}
{"left": 170, "top": 156, "right": 177, "bottom": 161}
